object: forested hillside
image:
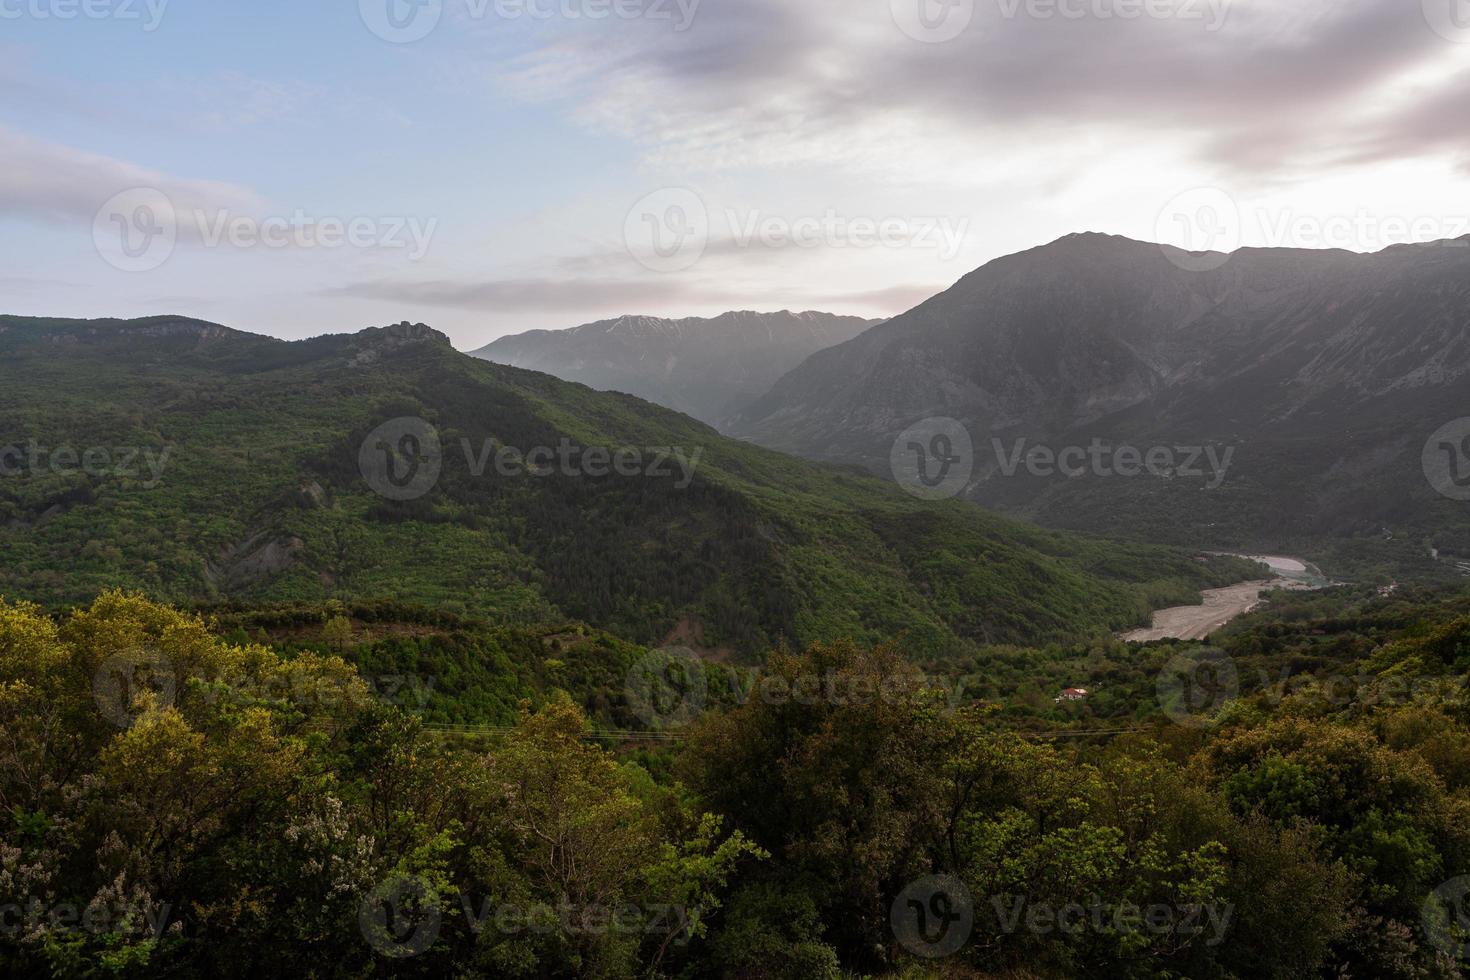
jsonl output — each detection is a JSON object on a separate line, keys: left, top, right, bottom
{"left": 0, "top": 315, "right": 1247, "bottom": 657}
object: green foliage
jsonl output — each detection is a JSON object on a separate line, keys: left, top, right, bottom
{"left": 0, "top": 593, "right": 757, "bottom": 978}
{"left": 9, "top": 578, "right": 1470, "bottom": 976}
{"left": 0, "top": 316, "right": 1243, "bottom": 657}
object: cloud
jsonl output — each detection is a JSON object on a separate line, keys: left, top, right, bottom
{"left": 0, "top": 125, "right": 266, "bottom": 227}
{"left": 1325, "top": 67, "right": 1470, "bottom": 172}
{"left": 323, "top": 275, "right": 707, "bottom": 313}
{"left": 323, "top": 265, "right": 941, "bottom": 318}
{"left": 0, "top": 275, "right": 75, "bottom": 293}
{"left": 492, "top": 0, "right": 1470, "bottom": 184}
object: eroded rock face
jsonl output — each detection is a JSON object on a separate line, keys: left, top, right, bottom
{"left": 206, "top": 531, "right": 305, "bottom": 591}
{"left": 348, "top": 322, "right": 453, "bottom": 366}
{"left": 9, "top": 316, "right": 238, "bottom": 347}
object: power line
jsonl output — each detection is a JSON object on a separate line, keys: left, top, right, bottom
{"left": 1017, "top": 727, "right": 1149, "bottom": 739}
{"left": 420, "top": 723, "right": 688, "bottom": 741}
{"left": 419, "top": 722, "right": 1148, "bottom": 742}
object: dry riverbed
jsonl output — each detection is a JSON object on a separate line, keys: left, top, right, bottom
{"left": 1120, "top": 555, "right": 1319, "bottom": 642}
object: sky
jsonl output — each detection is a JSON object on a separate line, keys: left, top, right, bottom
{"left": 4, "top": 0, "right": 1470, "bottom": 349}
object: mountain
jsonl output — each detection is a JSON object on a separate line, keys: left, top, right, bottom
{"left": 728, "top": 233, "right": 1470, "bottom": 568}
{"left": 0, "top": 313, "right": 1250, "bottom": 656}
{"left": 469, "top": 310, "right": 877, "bottom": 427}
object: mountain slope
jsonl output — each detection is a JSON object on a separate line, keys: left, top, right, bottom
{"left": 470, "top": 310, "right": 876, "bottom": 427}
{"left": 0, "top": 313, "right": 1248, "bottom": 656}
{"left": 728, "top": 234, "right": 1470, "bottom": 563}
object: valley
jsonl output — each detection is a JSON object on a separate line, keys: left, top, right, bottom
{"left": 7, "top": 295, "right": 1470, "bottom": 980}
{"left": 470, "top": 236, "right": 1470, "bottom": 589}
{"left": 0, "top": 314, "right": 1250, "bottom": 658}
{"left": 16, "top": 4, "right": 1470, "bottom": 976}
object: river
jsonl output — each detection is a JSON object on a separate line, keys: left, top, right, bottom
{"left": 1119, "top": 554, "right": 1321, "bottom": 643}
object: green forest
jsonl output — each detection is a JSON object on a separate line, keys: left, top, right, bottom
{"left": 0, "top": 317, "right": 1256, "bottom": 659}
{"left": 5, "top": 583, "right": 1470, "bottom": 978}
{"left": 6, "top": 319, "right": 1470, "bottom": 978}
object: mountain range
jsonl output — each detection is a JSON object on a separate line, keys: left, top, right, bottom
{"left": 728, "top": 233, "right": 1470, "bottom": 569}
{"left": 0, "top": 313, "right": 1241, "bottom": 657}
{"left": 15, "top": 231, "right": 1461, "bottom": 653}
{"left": 470, "top": 310, "right": 876, "bottom": 427}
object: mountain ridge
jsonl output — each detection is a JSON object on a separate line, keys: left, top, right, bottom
{"left": 0, "top": 313, "right": 1248, "bottom": 656}
{"left": 727, "top": 233, "right": 1470, "bottom": 565}
{"left": 471, "top": 309, "right": 879, "bottom": 427}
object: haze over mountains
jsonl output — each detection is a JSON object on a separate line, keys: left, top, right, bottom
{"left": 470, "top": 310, "right": 876, "bottom": 427}
{"left": 728, "top": 233, "right": 1470, "bottom": 562}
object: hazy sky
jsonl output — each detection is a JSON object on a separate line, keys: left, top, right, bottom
{"left": 4, "top": 0, "right": 1470, "bottom": 348}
